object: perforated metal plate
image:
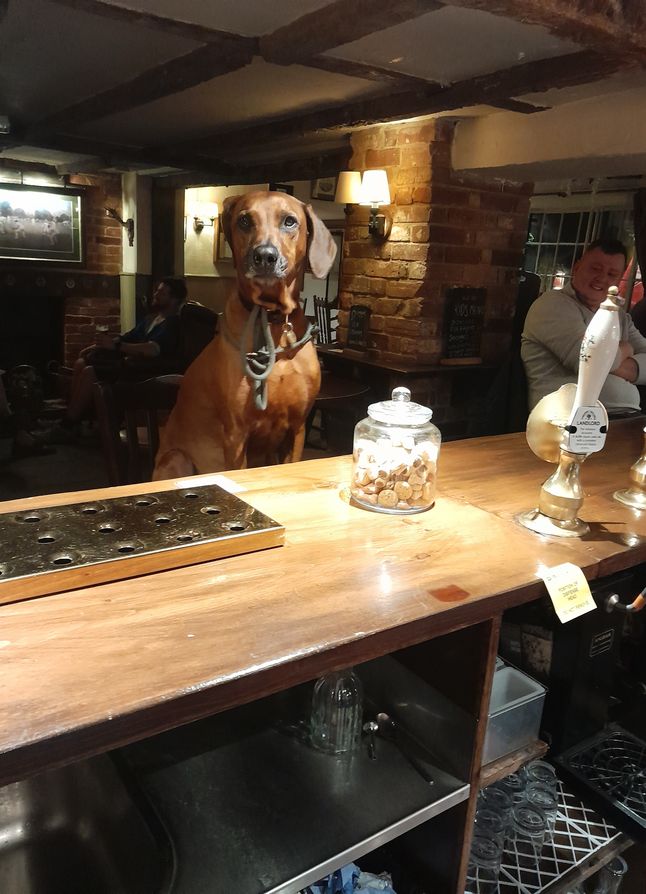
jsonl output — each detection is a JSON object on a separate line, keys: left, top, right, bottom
{"left": 0, "top": 485, "right": 284, "bottom": 606}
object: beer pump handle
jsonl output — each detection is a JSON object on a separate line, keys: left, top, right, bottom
{"left": 568, "top": 286, "right": 623, "bottom": 426}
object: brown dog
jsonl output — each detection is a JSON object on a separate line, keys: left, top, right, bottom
{"left": 153, "top": 191, "right": 337, "bottom": 478}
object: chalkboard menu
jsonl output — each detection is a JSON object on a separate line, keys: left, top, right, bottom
{"left": 441, "top": 287, "right": 486, "bottom": 364}
{"left": 347, "top": 304, "right": 371, "bottom": 350}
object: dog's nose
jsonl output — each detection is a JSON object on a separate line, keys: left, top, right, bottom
{"left": 252, "top": 243, "right": 278, "bottom": 272}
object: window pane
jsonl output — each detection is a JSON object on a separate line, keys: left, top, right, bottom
{"left": 541, "top": 214, "right": 561, "bottom": 243}
{"left": 555, "top": 244, "right": 576, "bottom": 276}
{"left": 523, "top": 244, "right": 538, "bottom": 272}
{"left": 527, "top": 213, "right": 542, "bottom": 242}
{"left": 537, "top": 244, "right": 556, "bottom": 278}
{"left": 560, "top": 213, "right": 580, "bottom": 243}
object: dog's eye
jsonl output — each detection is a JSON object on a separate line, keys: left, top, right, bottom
{"left": 237, "top": 214, "right": 252, "bottom": 230}
{"left": 283, "top": 215, "right": 298, "bottom": 229}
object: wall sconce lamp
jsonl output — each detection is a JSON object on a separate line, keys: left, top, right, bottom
{"left": 104, "top": 207, "right": 135, "bottom": 247}
{"left": 360, "top": 169, "right": 391, "bottom": 239}
{"left": 335, "top": 169, "right": 391, "bottom": 239}
{"left": 335, "top": 171, "right": 362, "bottom": 216}
{"left": 190, "top": 201, "right": 218, "bottom": 233}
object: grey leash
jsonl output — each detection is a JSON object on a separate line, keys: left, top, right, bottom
{"left": 233, "top": 306, "right": 318, "bottom": 410}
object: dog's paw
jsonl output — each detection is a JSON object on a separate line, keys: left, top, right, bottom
{"left": 152, "top": 448, "right": 196, "bottom": 481}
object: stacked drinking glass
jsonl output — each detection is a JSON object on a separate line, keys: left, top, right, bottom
{"left": 467, "top": 760, "right": 560, "bottom": 892}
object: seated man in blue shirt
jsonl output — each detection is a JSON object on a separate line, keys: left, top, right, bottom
{"left": 52, "top": 277, "right": 186, "bottom": 438}
{"left": 522, "top": 238, "right": 646, "bottom": 414}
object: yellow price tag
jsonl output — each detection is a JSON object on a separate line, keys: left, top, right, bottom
{"left": 538, "top": 562, "right": 597, "bottom": 623}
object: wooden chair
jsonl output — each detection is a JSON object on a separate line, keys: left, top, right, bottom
{"left": 306, "top": 370, "right": 371, "bottom": 453}
{"left": 93, "top": 375, "right": 182, "bottom": 485}
{"left": 313, "top": 295, "right": 338, "bottom": 345}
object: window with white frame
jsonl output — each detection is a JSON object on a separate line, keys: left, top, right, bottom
{"left": 524, "top": 196, "right": 639, "bottom": 302}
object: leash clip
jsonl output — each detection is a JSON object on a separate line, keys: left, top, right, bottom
{"left": 279, "top": 316, "right": 297, "bottom": 348}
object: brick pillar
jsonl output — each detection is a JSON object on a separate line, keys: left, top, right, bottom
{"left": 338, "top": 120, "right": 532, "bottom": 367}
{"left": 63, "top": 174, "right": 123, "bottom": 365}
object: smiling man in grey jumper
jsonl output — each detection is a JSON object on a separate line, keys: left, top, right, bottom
{"left": 522, "top": 237, "right": 646, "bottom": 414}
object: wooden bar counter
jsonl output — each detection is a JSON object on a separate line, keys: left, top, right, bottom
{"left": 1, "top": 417, "right": 646, "bottom": 788}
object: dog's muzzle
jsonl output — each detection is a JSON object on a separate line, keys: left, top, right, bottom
{"left": 245, "top": 243, "right": 288, "bottom": 280}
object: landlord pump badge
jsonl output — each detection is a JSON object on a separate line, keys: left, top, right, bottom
{"left": 538, "top": 562, "right": 597, "bottom": 624}
{"left": 563, "top": 405, "right": 607, "bottom": 454}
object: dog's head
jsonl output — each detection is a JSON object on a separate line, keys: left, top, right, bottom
{"left": 221, "top": 191, "right": 337, "bottom": 316}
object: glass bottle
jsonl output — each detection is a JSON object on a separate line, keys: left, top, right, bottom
{"left": 591, "top": 856, "right": 629, "bottom": 894}
{"left": 351, "top": 387, "right": 441, "bottom": 514}
{"left": 310, "top": 668, "right": 363, "bottom": 755}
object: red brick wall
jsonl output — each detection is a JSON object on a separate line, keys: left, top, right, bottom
{"left": 63, "top": 174, "right": 122, "bottom": 365}
{"left": 338, "top": 120, "right": 532, "bottom": 367}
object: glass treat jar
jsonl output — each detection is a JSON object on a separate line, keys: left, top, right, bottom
{"left": 351, "top": 387, "right": 441, "bottom": 514}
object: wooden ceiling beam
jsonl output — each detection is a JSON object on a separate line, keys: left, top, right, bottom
{"left": 439, "top": 0, "right": 646, "bottom": 60}
{"left": 307, "top": 55, "right": 545, "bottom": 113}
{"left": 260, "top": 0, "right": 443, "bottom": 65}
{"left": 0, "top": 157, "right": 62, "bottom": 177}
{"left": 173, "top": 50, "right": 619, "bottom": 157}
{"left": 45, "top": 0, "right": 251, "bottom": 45}
{"left": 160, "top": 147, "right": 352, "bottom": 190}
{"left": 0, "top": 132, "right": 236, "bottom": 178}
{"left": 306, "top": 54, "right": 432, "bottom": 87}
{"left": 30, "top": 39, "right": 256, "bottom": 133}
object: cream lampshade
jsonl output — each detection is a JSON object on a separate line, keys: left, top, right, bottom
{"left": 335, "top": 171, "right": 362, "bottom": 205}
{"left": 359, "top": 169, "right": 391, "bottom": 206}
{"left": 359, "top": 169, "right": 391, "bottom": 238}
{"left": 335, "top": 171, "right": 362, "bottom": 216}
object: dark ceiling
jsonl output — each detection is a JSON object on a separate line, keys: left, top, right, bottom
{"left": 0, "top": 0, "right": 644, "bottom": 185}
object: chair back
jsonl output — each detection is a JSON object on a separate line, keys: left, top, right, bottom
{"left": 93, "top": 375, "right": 182, "bottom": 485}
{"left": 470, "top": 271, "right": 542, "bottom": 437}
{"left": 178, "top": 301, "right": 219, "bottom": 371}
{"left": 313, "top": 295, "right": 338, "bottom": 344}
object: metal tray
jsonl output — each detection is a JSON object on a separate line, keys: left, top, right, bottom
{"left": 0, "top": 484, "right": 284, "bottom": 606}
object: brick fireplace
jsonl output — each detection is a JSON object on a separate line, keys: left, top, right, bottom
{"left": 0, "top": 173, "right": 123, "bottom": 372}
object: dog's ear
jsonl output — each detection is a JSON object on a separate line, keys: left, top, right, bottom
{"left": 304, "top": 204, "right": 337, "bottom": 278}
{"left": 221, "top": 196, "right": 238, "bottom": 253}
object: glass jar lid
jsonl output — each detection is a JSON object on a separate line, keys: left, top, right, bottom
{"left": 367, "top": 387, "right": 433, "bottom": 426}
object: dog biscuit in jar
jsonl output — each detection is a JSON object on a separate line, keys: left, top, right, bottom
{"left": 350, "top": 387, "right": 441, "bottom": 514}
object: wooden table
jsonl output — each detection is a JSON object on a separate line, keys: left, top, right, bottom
{"left": 316, "top": 343, "right": 500, "bottom": 437}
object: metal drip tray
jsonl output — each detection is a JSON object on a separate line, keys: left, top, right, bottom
{"left": 555, "top": 724, "right": 646, "bottom": 835}
{"left": 0, "top": 484, "right": 284, "bottom": 606}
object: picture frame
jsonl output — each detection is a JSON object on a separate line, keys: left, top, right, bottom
{"left": 268, "top": 182, "right": 294, "bottom": 196}
{"left": 0, "top": 184, "right": 82, "bottom": 263}
{"left": 215, "top": 218, "right": 233, "bottom": 263}
{"left": 311, "top": 177, "right": 337, "bottom": 202}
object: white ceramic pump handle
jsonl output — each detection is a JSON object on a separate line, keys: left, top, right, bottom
{"left": 569, "top": 286, "right": 623, "bottom": 424}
